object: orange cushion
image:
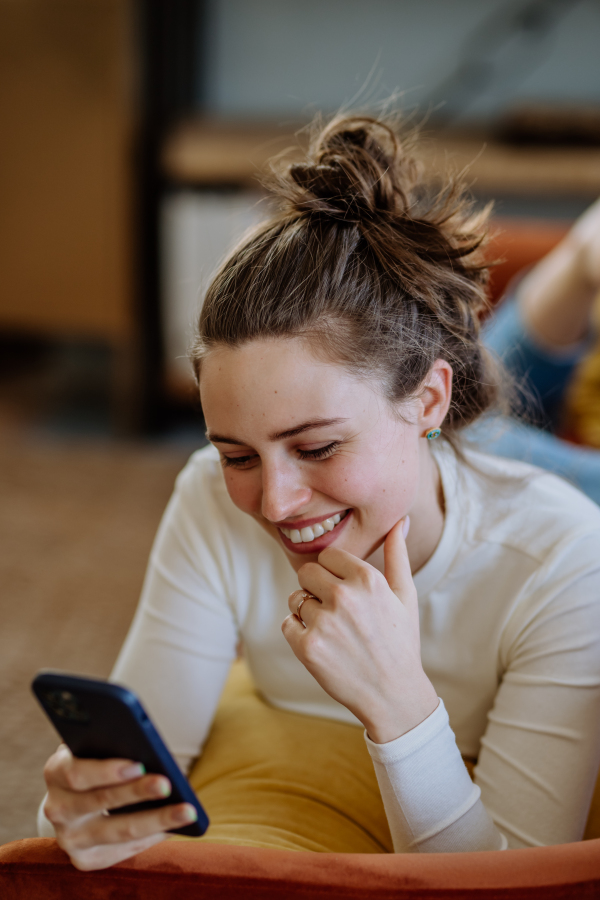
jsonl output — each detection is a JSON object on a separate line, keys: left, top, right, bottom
{"left": 2, "top": 835, "right": 600, "bottom": 899}
{"left": 486, "top": 218, "right": 569, "bottom": 305}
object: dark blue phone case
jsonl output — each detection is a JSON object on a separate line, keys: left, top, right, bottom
{"left": 32, "top": 670, "right": 209, "bottom": 837}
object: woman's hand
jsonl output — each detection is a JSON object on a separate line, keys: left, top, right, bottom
{"left": 43, "top": 744, "right": 198, "bottom": 870}
{"left": 281, "top": 518, "right": 438, "bottom": 744}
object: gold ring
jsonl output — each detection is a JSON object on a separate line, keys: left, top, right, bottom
{"left": 295, "top": 592, "right": 319, "bottom": 628}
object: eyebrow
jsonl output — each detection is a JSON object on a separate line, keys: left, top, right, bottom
{"left": 207, "top": 417, "right": 349, "bottom": 446}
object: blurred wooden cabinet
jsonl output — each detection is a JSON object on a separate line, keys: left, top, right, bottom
{"left": 0, "top": 0, "right": 135, "bottom": 343}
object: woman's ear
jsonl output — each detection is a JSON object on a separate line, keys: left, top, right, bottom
{"left": 418, "top": 360, "right": 453, "bottom": 435}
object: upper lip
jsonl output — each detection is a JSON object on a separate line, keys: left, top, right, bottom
{"left": 274, "top": 510, "right": 349, "bottom": 530}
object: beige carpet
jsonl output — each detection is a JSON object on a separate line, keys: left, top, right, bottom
{"left": 0, "top": 425, "right": 191, "bottom": 844}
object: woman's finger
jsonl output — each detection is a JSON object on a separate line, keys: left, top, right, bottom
{"left": 383, "top": 516, "right": 413, "bottom": 600}
{"left": 46, "top": 774, "right": 172, "bottom": 823}
{"left": 288, "top": 582, "right": 326, "bottom": 614}
{"left": 281, "top": 612, "right": 307, "bottom": 647}
{"left": 287, "top": 590, "right": 322, "bottom": 629}
{"left": 61, "top": 801, "right": 198, "bottom": 854}
{"left": 315, "top": 546, "right": 366, "bottom": 580}
{"left": 69, "top": 832, "right": 167, "bottom": 872}
{"left": 287, "top": 588, "right": 303, "bottom": 615}
{"left": 45, "top": 745, "right": 146, "bottom": 793}
{"left": 296, "top": 560, "right": 341, "bottom": 604}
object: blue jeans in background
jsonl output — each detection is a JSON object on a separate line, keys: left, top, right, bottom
{"left": 464, "top": 297, "right": 600, "bottom": 505}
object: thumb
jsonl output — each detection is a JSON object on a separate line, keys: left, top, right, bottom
{"left": 383, "top": 516, "right": 411, "bottom": 598}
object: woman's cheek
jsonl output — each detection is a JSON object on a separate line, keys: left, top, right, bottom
{"left": 223, "top": 469, "right": 261, "bottom": 516}
{"left": 326, "top": 462, "right": 380, "bottom": 507}
{"left": 315, "top": 455, "right": 368, "bottom": 501}
{"left": 334, "top": 457, "right": 416, "bottom": 525}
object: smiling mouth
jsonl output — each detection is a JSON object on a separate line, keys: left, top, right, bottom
{"left": 278, "top": 510, "right": 349, "bottom": 544}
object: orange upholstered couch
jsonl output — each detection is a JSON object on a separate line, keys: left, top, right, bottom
{"left": 3, "top": 219, "right": 600, "bottom": 899}
{"left": 486, "top": 218, "right": 569, "bottom": 306}
{"left": 1, "top": 834, "right": 600, "bottom": 899}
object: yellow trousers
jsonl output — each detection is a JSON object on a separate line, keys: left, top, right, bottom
{"left": 188, "top": 661, "right": 393, "bottom": 852}
{"left": 188, "top": 661, "right": 600, "bottom": 851}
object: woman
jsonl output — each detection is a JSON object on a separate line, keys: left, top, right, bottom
{"left": 40, "top": 114, "right": 600, "bottom": 869}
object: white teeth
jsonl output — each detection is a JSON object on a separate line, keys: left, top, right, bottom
{"left": 281, "top": 511, "right": 347, "bottom": 544}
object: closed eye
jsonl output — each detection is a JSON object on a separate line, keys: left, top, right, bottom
{"left": 221, "top": 454, "right": 257, "bottom": 469}
{"left": 221, "top": 441, "right": 341, "bottom": 469}
{"left": 297, "top": 441, "right": 340, "bottom": 460}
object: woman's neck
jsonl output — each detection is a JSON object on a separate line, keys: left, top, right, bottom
{"left": 405, "top": 442, "right": 445, "bottom": 575}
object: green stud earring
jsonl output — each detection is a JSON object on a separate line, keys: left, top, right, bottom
{"left": 426, "top": 428, "right": 441, "bottom": 441}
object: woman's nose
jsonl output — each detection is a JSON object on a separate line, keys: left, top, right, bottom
{"left": 260, "top": 461, "right": 312, "bottom": 523}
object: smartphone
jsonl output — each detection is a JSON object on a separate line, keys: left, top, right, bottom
{"left": 31, "top": 670, "right": 209, "bottom": 837}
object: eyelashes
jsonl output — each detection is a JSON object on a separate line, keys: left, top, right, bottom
{"left": 221, "top": 441, "right": 341, "bottom": 469}
{"left": 221, "top": 455, "right": 255, "bottom": 469}
{"left": 297, "top": 441, "right": 340, "bottom": 461}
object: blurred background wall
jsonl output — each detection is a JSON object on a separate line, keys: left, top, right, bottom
{"left": 0, "top": 0, "right": 138, "bottom": 435}
{"left": 200, "top": 0, "right": 600, "bottom": 120}
{"left": 1, "top": 0, "right": 599, "bottom": 436}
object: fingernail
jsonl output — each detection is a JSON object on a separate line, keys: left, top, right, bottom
{"left": 177, "top": 804, "right": 198, "bottom": 824}
{"left": 120, "top": 763, "right": 145, "bottom": 780}
{"left": 402, "top": 516, "right": 410, "bottom": 539}
{"left": 152, "top": 778, "right": 171, "bottom": 798}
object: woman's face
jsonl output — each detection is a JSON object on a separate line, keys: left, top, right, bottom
{"left": 200, "top": 337, "right": 442, "bottom": 573}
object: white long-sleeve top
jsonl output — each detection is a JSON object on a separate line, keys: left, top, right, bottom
{"left": 46, "top": 442, "right": 600, "bottom": 851}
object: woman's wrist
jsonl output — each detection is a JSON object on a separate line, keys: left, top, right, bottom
{"left": 519, "top": 237, "right": 597, "bottom": 350}
{"left": 362, "top": 673, "right": 439, "bottom": 745}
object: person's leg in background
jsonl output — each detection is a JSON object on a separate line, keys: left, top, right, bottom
{"left": 466, "top": 199, "right": 600, "bottom": 505}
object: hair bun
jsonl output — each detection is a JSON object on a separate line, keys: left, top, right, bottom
{"left": 198, "top": 110, "right": 498, "bottom": 436}
{"left": 275, "top": 116, "right": 415, "bottom": 226}
{"left": 289, "top": 162, "right": 370, "bottom": 223}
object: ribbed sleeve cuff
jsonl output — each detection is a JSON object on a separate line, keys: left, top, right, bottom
{"left": 365, "top": 699, "right": 503, "bottom": 852}
{"left": 365, "top": 698, "right": 447, "bottom": 764}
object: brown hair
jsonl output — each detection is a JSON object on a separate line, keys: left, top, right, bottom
{"left": 192, "top": 113, "right": 501, "bottom": 435}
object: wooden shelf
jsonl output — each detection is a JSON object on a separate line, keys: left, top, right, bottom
{"left": 162, "top": 119, "right": 306, "bottom": 188}
{"left": 420, "top": 131, "right": 600, "bottom": 197}
{"left": 162, "top": 118, "right": 600, "bottom": 197}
